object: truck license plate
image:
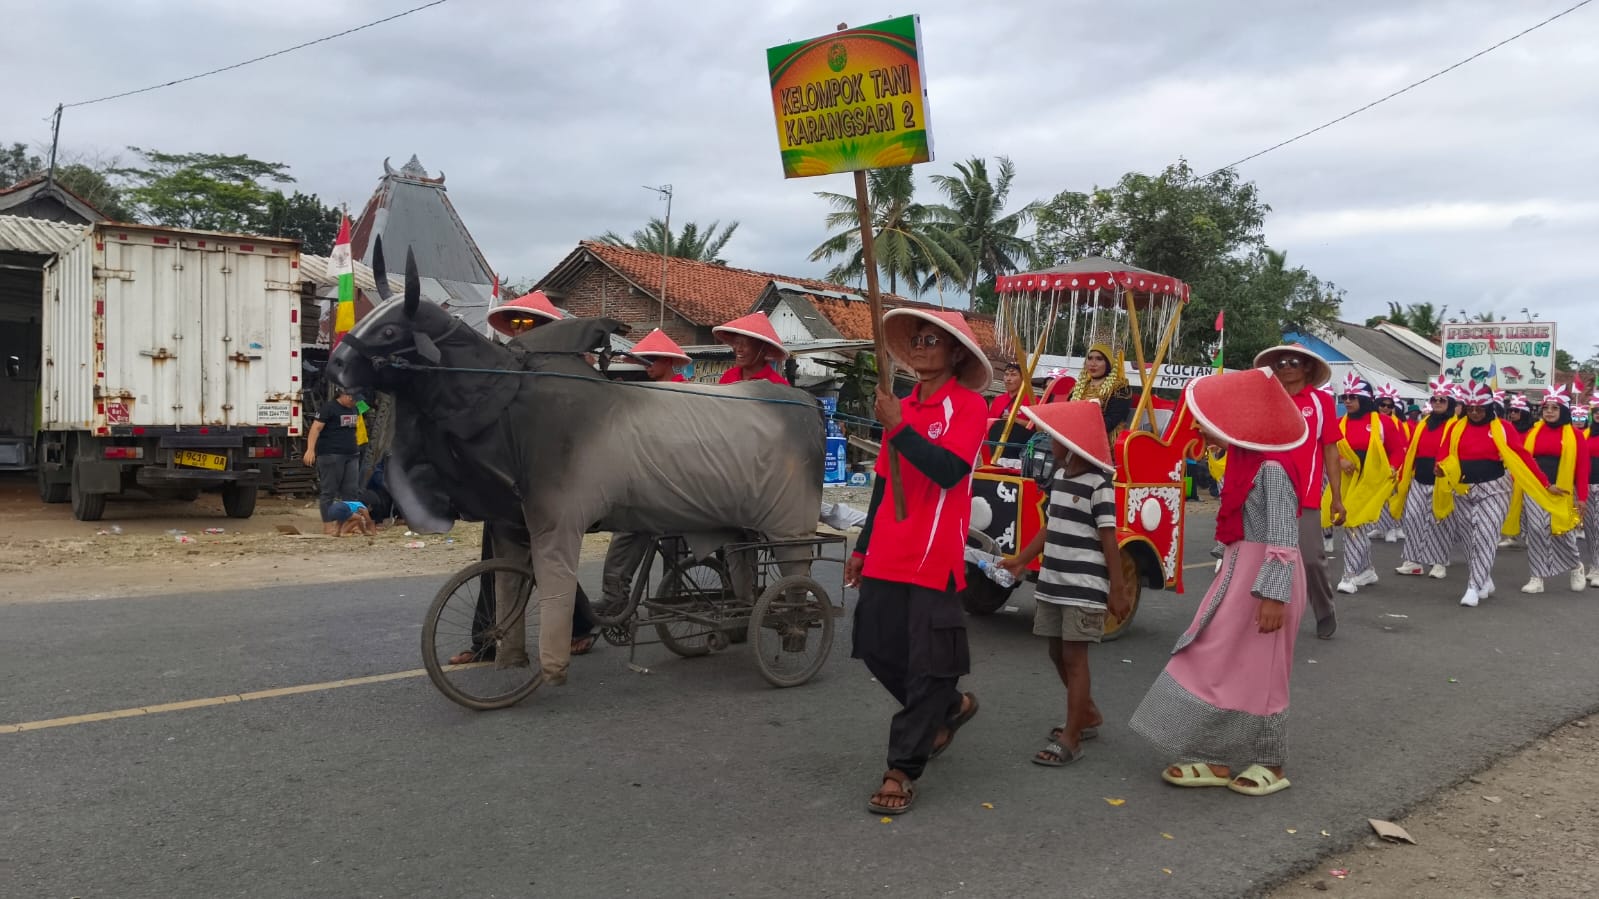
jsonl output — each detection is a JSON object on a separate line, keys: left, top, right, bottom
{"left": 175, "top": 450, "right": 227, "bottom": 471}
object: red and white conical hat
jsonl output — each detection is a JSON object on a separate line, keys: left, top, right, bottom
{"left": 883, "top": 307, "right": 994, "bottom": 391}
{"left": 713, "top": 312, "right": 787, "bottom": 360}
{"left": 1186, "top": 367, "right": 1309, "bottom": 452}
{"left": 626, "top": 328, "right": 691, "bottom": 363}
{"left": 1020, "top": 402, "right": 1114, "bottom": 473}
{"left": 487, "top": 290, "right": 563, "bottom": 336}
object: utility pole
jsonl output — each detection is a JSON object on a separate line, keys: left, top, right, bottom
{"left": 643, "top": 184, "right": 673, "bottom": 328}
{"left": 46, "top": 104, "right": 63, "bottom": 187}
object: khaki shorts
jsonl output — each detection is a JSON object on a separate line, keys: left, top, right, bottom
{"left": 1033, "top": 602, "right": 1105, "bottom": 642}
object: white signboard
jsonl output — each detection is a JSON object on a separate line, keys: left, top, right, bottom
{"left": 255, "top": 403, "right": 293, "bottom": 426}
{"left": 1438, "top": 321, "right": 1557, "bottom": 390}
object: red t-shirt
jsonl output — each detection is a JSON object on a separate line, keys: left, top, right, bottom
{"left": 1287, "top": 386, "right": 1340, "bottom": 510}
{"left": 668, "top": 374, "right": 688, "bottom": 383}
{"left": 987, "top": 392, "right": 1032, "bottom": 419}
{"left": 719, "top": 364, "right": 789, "bottom": 386}
{"left": 1340, "top": 413, "right": 1407, "bottom": 470}
{"left": 861, "top": 379, "right": 988, "bottom": 591}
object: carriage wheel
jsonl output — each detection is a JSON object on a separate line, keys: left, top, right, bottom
{"left": 1102, "top": 548, "right": 1144, "bottom": 642}
{"left": 421, "top": 558, "right": 543, "bottom": 710}
{"left": 748, "top": 575, "right": 835, "bottom": 688}
{"left": 651, "top": 558, "right": 733, "bottom": 658}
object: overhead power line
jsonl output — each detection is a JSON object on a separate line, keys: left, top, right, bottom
{"left": 62, "top": 0, "right": 453, "bottom": 109}
{"left": 1205, "top": 0, "right": 1594, "bottom": 177}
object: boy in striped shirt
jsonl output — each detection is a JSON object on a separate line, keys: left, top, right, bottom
{"left": 1003, "top": 402, "right": 1129, "bottom": 766}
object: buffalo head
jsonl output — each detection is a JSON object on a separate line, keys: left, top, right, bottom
{"left": 325, "top": 237, "right": 454, "bottom": 392}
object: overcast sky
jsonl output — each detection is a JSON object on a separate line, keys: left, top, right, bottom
{"left": 8, "top": 1, "right": 1598, "bottom": 357}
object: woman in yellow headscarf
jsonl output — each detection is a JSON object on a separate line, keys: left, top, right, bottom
{"left": 1069, "top": 344, "right": 1131, "bottom": 438}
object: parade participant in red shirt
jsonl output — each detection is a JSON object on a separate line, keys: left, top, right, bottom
{"left": 1517, "top": 384, "right": 1588, "bottom": 595}
{"left": 626, "top": 328, "right": 692, "bottom": 383}
{"left": 845, "top": 308, "right": 990, "bottom": 816}
{"left": 713, "top": 312, "right": 789, "bottom": 385}
{"left": 1394, "top": 376, "right": 1462, "bottom": 580}
{"left": 1332, "top": 373, "right": 1408, "bottom": 596}
{"left": 987, "top": 362, "right": 1031, "bottom": 418}
{"left": 1582, "top": 390, "right": 1599, "bottom": 586}
{"left": 1252, "top": 344, "right": 1345, "bottom": 639}
{"left": 1374, "top": 383, "right": 1410, "bottom": 543}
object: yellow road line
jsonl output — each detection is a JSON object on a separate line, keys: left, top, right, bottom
{"left": 1, "top": 667, "right": 431, "bottom": 735}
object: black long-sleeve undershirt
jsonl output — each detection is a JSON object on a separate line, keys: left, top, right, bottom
{"left": 852, "top": 426, "right": 975, "bottom": 556}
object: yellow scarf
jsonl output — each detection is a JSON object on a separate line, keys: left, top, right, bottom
{"left": 1510, "top": 422, "right": 1579, "bottom": 535}
{"left": 1390, "top": 417, "right": 1457, "bottom": 518}
{"left": 1322, "top": 413, "right": 1393, "bottom": 528}
{"left": 1435, "top": 418, "right": 1575, "bottom": 535}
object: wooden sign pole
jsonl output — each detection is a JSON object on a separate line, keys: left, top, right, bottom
{"left": 853, "top": 166, "right": 907, "bottom": 520}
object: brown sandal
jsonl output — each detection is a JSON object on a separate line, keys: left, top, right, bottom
{"left": 930, "top": 692, "right": 979, "bottom": 760}
{"left": 867, "top": 769, "right": 915, "bottom": 815}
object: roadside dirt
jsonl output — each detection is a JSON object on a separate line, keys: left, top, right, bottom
{"left": 0, "top": 476, "right": 877, "bottom": 604}
{"left": 1269, "top": 715, "right": 1599, "bottom": 898}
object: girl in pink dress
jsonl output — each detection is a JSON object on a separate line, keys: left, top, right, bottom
{"left": 1129, "top": 367, "right": 1310, "bottom": 797}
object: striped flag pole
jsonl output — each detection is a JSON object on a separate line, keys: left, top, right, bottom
{"left": 1212, "top": 309, "right": 1225, "bottom": 373}
{"left": 330, "top": 214, "right": 355, "bottom": 348}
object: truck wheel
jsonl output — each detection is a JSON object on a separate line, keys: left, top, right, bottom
{"left": 70, "top": 463, "right": 106, "bottom": 521}
{"left": 222, "top": 484, "right": 258, "bottom": 518}
{"left": 38, "top": 463, "right": 69, "bottom": 504}
{"left": 958, "top": 563, "right": 1015, "bottom": 615}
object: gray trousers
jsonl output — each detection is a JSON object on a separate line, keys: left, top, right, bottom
{"left": 316, "top": 453, "right": 359, "bottom": 521}
{"left": 1298, "top": 510, "right": 1336, "bottom": 635}
{"left": 601, "top": 532, "right": 653, "bottom": 607}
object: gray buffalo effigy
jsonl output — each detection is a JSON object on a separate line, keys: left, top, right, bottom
{"left": 326, "top": 242, "right": 824, "bottom": 683}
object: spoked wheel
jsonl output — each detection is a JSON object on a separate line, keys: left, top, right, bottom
{"left": 648, "top": 557, "right": 734, "bottom": 658}
{"left": 748, "top": 574, "right": 835, "bottom": 688}
{"left": 1102, "top": 547, "right": 1144, "bottom": 642}
{"left": 421, "top": 558, "right": 543, "bottom": 710}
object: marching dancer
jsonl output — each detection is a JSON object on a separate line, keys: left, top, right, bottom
{"left": 1375, "top": 383, "right": 1410, "bottom": 543}
{"left": 1394, "top": 376, "right": 1461, "bottom": 580}
{"left": 1517, "top": 385, "right": 1587, "bottom": 594}
{"left": 1583, "top": 390, "right": 1599, "bottom": 586}
{"left": 1333, "top": 374, "right": 1406, "bottom": 595}
{"left": 1434, "top": 381, "right": 1570, "bottom": 607}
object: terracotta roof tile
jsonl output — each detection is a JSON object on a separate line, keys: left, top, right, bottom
{"left": 548, "top": 240, "right": 997, "bottom": 354}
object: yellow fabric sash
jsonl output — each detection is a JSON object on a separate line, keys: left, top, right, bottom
{"left": 1321, "top": 413, "right": 1392, "bottom": 528}
{"left": 1434, "top": 418, "right": 1575, "bottom": 535}
{"left": 1510, "top": 422, "right": 1579, "bottom": 536}
{"left": 1390, "top": 418, "right": 1457, "bottom": 518}
{"left": 1206, "top": 447, "right": 1226, "bottom": 483}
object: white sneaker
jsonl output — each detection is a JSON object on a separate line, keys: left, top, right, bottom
{"left": 1396, "top": 561, "right": 1424, "bottom": 576}
{"left": 1498, "top": 536, "right": 1520, "bottom": 549}
{"left": 1521, "top": 577, "right": 1545, "bottom": 594}
{"left": 1460, "top": 588, "right": 1480, "bottom": 607}
{"left": 1588, "top": 571, "right": 1599, "bottom": 588}
{"left": 1351, "top": 569, "right": 1380, "bottom": 587}
{"left": 1482, "top": 579, "right": 1496, "bottom": 598}
{"left": 1571, "top": 567, "right": 1587, "bottom": 592}
{"left": 1428, "top": 564, "right": 1448, "bottom": 580}
{"left": 1384, "top": 529, "right": 1400, "bottom": 543}
{"left": 1396, "top": 529, "right": 1407, "bottom": 541}
{"left": 1336, "top": 579, "right": 1359, "bottom": 595}
{"left": 1323, "top": 536, "right": 1336, "bottom": 554}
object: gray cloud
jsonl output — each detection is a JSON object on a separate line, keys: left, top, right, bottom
{"left": 6, "top": 0, "right": 1597, "bottom": 356}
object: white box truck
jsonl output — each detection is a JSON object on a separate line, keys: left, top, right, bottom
{"left": 27, "top": 222, "right": 303, "bottom": 520}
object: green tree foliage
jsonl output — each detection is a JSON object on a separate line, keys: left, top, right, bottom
{"left": 0, "top": 141, "right": 134, "bottom": 221}
{"left": 111, "top": 148, "right": 295, "bottom": 233}
{"left": 925, "top": 156, "right": 1038, "bottom": 307}
{"left": 597, "top": 218, "right": 740, "bottom": 264}
{"left": 1365, "top": 301, "right": 1446, "bottom": 341}
{"left": 0, "top": 142, "right": 39, "bottom": 186}
{"left": 1030, "top": 159, "right": 1341, "bottom": 364}
{"left": 262, "top": 190, "right": 342, "bottom": 256}
{"left": 809, "top": 165, "right": 966, "bottom": 296}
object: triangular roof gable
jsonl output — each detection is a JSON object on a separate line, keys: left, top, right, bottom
{"left": 348, "top": 155, "right": 494, "bottom": 286}
{"left": 0, "top": 175, "right": 106, "bottom": 223}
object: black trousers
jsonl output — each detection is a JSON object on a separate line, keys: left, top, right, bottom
{"left": 852, "top": 576, "right": 970, "bottom": 780}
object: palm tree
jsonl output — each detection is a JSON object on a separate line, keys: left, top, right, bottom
{"left": 925, "top": 156, "right": 1039, "bottom": 295}
{"left": 809, "top": 166, "right": 967, "bottom": 296}
{"left": 596, "top": 218, "right": 740, "bottom": 264}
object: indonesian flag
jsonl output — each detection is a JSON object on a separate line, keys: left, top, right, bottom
{"left": 1212, "top": 309, "right": 1225, "bottom": 372}
{"left": 330, "top": 215, "right": 355, "bottom": 344}
{"left": 1214, "top": 309, "right": 1225, "bottom": 331}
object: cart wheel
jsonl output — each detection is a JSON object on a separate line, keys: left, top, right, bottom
{"left": 652, "top": 558, "right": 732, "bottom": 658}
{"left": 958, "top": 563, "right": 1015, "bottom": 615}
{"left": 1103, "top": 547, "right": 1144, "bottom": 642}
{"left": 748, "top": 574, "right": 835, "bottom": 688}
{"left": 421, "top": 558, "right": 543, "bottom": 710}
{"left": 600, "top": 624, "right": 632, "bottom": 647}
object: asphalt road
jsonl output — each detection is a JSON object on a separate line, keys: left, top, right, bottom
{"left": 4, "top": 516, "right": 1599, "bottom": 899}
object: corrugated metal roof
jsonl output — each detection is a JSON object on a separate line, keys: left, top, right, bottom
{"left": 0, "top": 215, "right": 88, "bottom": 256}
{"left": 298, "top": 252, "right": 404, "bottom": 295}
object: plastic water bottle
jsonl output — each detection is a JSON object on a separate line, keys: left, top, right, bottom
{"left": 976, "top": 557, "right": 1017, "bottom": 589}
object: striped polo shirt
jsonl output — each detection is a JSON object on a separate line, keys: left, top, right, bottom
{"left": 1034, "top": 469, "right": 1117, "bottom": 609}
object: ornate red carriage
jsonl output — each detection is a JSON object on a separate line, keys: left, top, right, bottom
{"left": 961, "top": 259, "right": 1204, "bottom": 639}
